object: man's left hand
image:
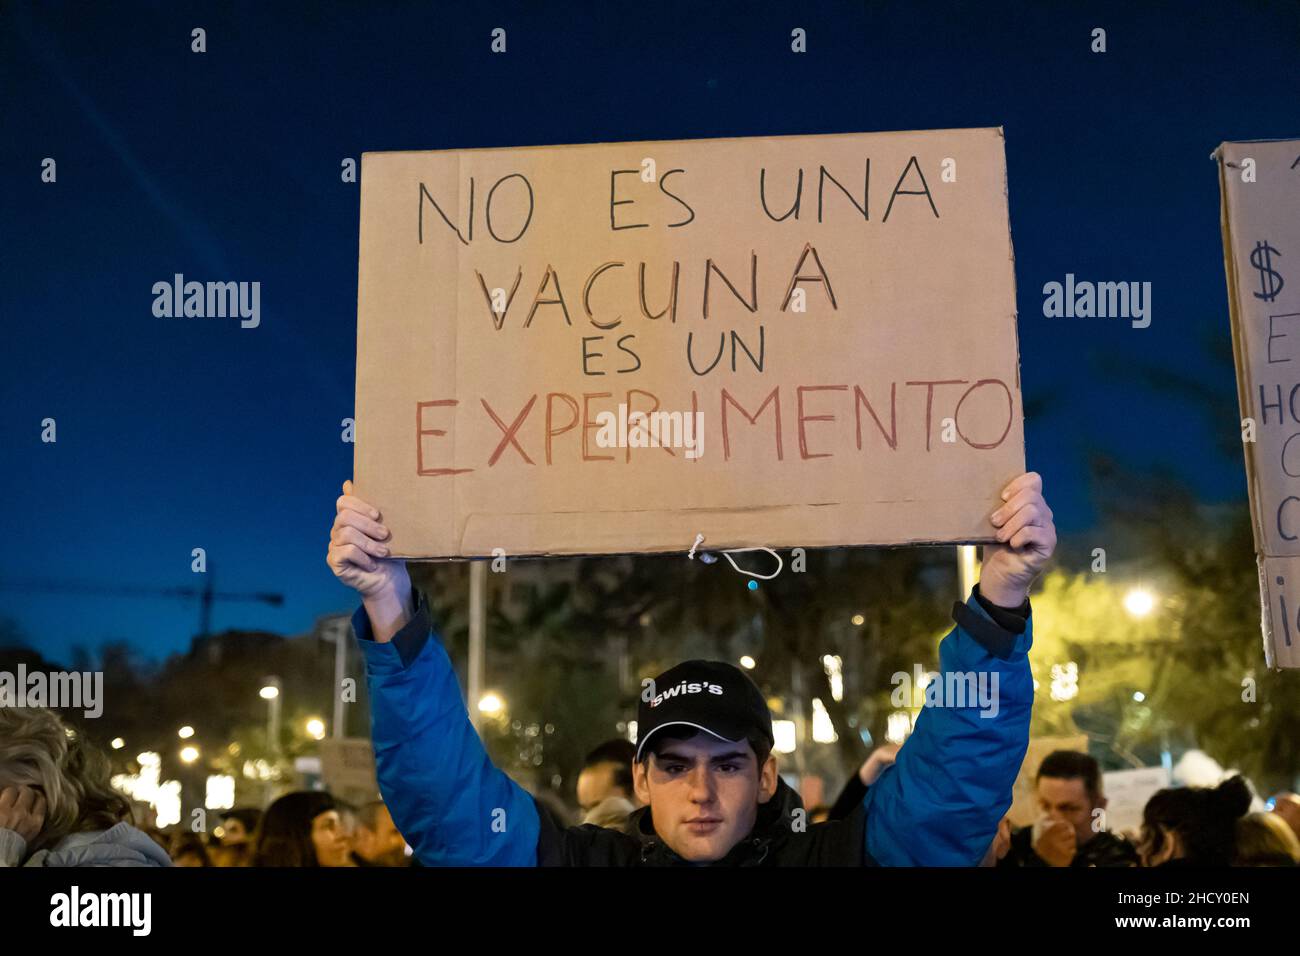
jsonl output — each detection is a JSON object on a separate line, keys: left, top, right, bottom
{"left": 980, "top": 471, "right": 1056, "bottom": 608}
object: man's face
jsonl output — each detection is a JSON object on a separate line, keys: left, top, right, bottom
{"left": 355, "top": 804, "right": 407, "bottom": 866}
{"left": 632, "top": 734, "right": 777, "bottom": 862}
{"left": 221, "top": 818, "right": 249, "bottom": 845}
{"left": 1036, "top": 776, "right": 1101, "bottom": 846}
{"left": 577, "top": 761, "right": 629, "bottom": 811}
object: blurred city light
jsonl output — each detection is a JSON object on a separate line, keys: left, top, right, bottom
{"left": 180, "top": 745, "right": 200, "bottom": 764}
{"left": 1049, "top": 662, "right": 1079, "bottom": 702}
{"left": 478, "top": 692, "right": 505, "bottom": 716}
{"left": 112, "top": 750, "right": 183, "bottom": 828}
{"left": 243, "top": 759, "right": 277, "bottom": 781}
{"left": 305, "top": 717, "right": 326, "bottom": 740}
{"left": 259, "top": 684, "right": 280, "bottom": 700}
{"left": 114, "top": 752, "right": 160, "bottom": 803}
{"left": 822, "top": 654, "right": 843, "bottom": 701}
{"left": 772, "top": 719, "right": 797, "bottom": 754}
{"left": 811, "top": 698, "right": 838, "bottom": 743}
{"left": 851, "top": 613, "right": 865, "bottom": 626}
{"left": 739, "top": 655, "right": 756, "bottom": 669}
{"left": 886, "top": 711, "right": 913, "bottom": 744}
{"left": 178, "top": 725, "right": 195, "bottom": 739}
{"left": 1133, "top": 691, "right": 1146, "bottom": 703}
{"left": 155, "top": 781, "right": 181, "bottom": 828}
{"left": 205, "top": 774, "right": 235, "bottom": 810}
{"left": 1124, "top": 587, "right": 1156, "bottom": 618}
{"left": 110, "top": 737, "right": 124, "bottom": 750}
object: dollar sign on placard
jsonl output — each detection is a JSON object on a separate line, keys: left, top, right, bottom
{"left": 1250, "top": 240, "right": 1284, "bottom": 302}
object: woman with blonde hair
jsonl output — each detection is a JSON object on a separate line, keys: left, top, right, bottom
{"left": 1234, "top": 811, "right": 1300, "bottom": 866}
{"left": 0, "top": 707, "right": 170, "bottom": 866}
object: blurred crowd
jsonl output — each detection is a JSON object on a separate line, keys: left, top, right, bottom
{"left": 161, "top": 793, "right": 410, "bottom": 868}
{"left": 2, "top": 705, "right": 1297, "bottom": 868}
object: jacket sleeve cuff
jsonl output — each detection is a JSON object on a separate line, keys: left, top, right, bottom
{"left": 352, "top": 590, "right": 435, "bottom": 672}
{"left": 950, "top": 584, "right": 1031, "bottom": 660}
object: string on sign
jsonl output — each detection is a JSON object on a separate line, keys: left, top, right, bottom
{"left": 687, "top": 534, "right": 782, "bottom": 579}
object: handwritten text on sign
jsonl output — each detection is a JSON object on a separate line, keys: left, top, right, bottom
{"left": 1219, "top": 137, "right": 1300, "bottom": 668}
{"left": 354, "top": 128, "right": 1025, "bottom": 557}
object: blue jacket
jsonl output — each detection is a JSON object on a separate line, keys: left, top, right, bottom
{"left": 354, "top": 586, "right": 1033, "bottom": 866}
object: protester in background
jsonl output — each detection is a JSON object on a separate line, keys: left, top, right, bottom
{"left": 170, "top": 831, "right": 213, "bottom": 867}
{"left": 252, "top": 791, "right": 355, "bottom": 867}
{"left": 220, "top": 808, "right": 261, "bottom": 846}
{"left": 1271, "top": 792, "right": 1300, "bottom": 843}
{"left": 352, "top": 800, "right": 409, "bottom": 866}
{"left": 335, "top": 798, "right": 359, "bottom": 849}
{"left": 582, "top": 796, "right": 638, "bottom": 830}
{"left": 824, "top": 744, "right": 901, "bottom": 822}
{"left": 981, "top": 816, "right": 1014, "bottom": 866}
{"left": 577, "top": 739, "right": 640, "bottom": 829}
{"left": 578, "top": 740, "right": 638, "bottom": 811}
{"left": 1234, "top": 811, "right": 1300, "bottom": 866}
{"left": 1137, "top": 776, "right": 1252, "bottom": 867}
{"left": 212, "top": 808, "right": 261, "bottom": 866}
{"left": 0, "top": 707, "right": 170, "bottom": 867}
{"left": 999, "top": 750, "right": 1137, "bottom": 867}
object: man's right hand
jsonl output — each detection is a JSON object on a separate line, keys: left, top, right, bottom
{"left": 1032, "top": 818, "right": 1077, "bottom": 867}
{"left": 327, "top": 480, "right": 412, "bottom": 642}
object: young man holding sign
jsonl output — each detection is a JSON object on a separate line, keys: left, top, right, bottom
{"left": 327, "top": 472, "right": 1054, "bottom": 866}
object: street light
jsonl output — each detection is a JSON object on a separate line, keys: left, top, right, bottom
{"left": 178, "top": 725, "right": 195, "bottom": 739}
{"left": 739, "top": 655, "right": 756, "bottom": 670}
{"left": 1124, "top": 587, "right": 1156, "bottom": 618}
{"left": 261, "top": 677, "right": 282, "bottom": 754}
{"left": 180, "top": 746, "right": 200, "bottom": 764}
{"left": 305, "top": 717, "right": 326, "bottom": 741}
{"left": 110, "top": 738, "right": 124, "bottom": 750}
{"left": 478, "top": 692, "right": 505, "bottom": 716}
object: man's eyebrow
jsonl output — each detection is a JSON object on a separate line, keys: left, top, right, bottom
{"left": 654, "top": 750, "right": 693, "bottom": 763}
{"left": 709, "top": 751, "right": 751, "bottom": 764}
{"left": 653, "top": 749, "right": 752, "bottom": 764}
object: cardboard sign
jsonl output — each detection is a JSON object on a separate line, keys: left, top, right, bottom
{"left": 318, "top": 737, "right": 381, "bottom": 808}
{"left": 354, "top": 128, "right": 1025, "bottom": 558}
{"left": 1217, "top": 137, "right": 1300, "bottom": 668}
{"left": 1101, "top": 766, "right": 1170, "bottom": 839}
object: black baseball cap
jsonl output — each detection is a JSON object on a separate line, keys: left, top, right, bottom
{"left": 635, "top": 660, "right": 774, "bottom": 762}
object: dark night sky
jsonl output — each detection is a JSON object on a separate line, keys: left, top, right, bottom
{"left": 2, "top": 1, "right": 1295, "bottom": 662}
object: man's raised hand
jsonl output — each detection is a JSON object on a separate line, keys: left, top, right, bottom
{"left": 327, "top": 480, "right": 412, "bottom": 641}
{"left": 980, "top": 471, "right": 1056, "bottom": 608}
